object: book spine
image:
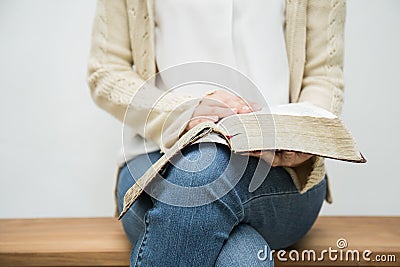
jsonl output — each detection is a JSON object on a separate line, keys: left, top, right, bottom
{"left": 118, "top": 122, "right": 220, "bottom": 220}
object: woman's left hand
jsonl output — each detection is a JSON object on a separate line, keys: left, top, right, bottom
{"left": 250, "top": 151, "right": 313, "bottom": 167}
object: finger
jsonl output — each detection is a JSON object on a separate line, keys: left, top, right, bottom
{"left": 297, "top": 153, "right": 313, "bottom": 160}
{"left": 283, "top": 151, "right": 295, "bottom": 156}
{"left": 238, "top": 105, "right": 253, "bottom": 114}
{"left": 232, "top": 97, "right": 255, "bottom": 112}
{"left": 241, "top": 150, "right": 263, "bottom": 158}
{"left": 200, "top": 106, "right": 238, "bottom": 119}
{"left": 187, "top": 116, "right": 219, "bottom": 130}
{"left": 280, "top": 152, "right": 314, "bottom": 167}
{"left": 204, "top": 91, "right": 261, "bottom": 114}
{"left": 249, "top": 102, "right": 263, "bottom": 111}
{"left": 280, "top": 151, "right": 296, "bottom": 167}
{"left": 283, "top": 151, "right": 296, "bottom": 160}
{"left": 250, "top": 150, "right": 263, "bottom": 156}
{"left": 260, "top": 151, "right": 277, "bottom": 166}
{"left": 236, "top": 100, "right": 262, "bottom": 114}
{"left": 226, "top": 99, "right": 247, "bottom": 110}
{"left": 224, "top": 99, "right": 254, "bottom": 114}
{"left": 271, "top": 154, "right": 282, "bottom": 167}
{"left": 193, "top": 115, "right": 219, "bottom": 122}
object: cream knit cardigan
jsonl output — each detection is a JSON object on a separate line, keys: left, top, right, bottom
{"left": 87, "top": 0, "right": 346, "bottom": 215}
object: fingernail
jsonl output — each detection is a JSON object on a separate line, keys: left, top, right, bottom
{"left": 232, "top": 108, "right": 238, "bottom": 113}
{"left": 210, "top": 116, "right": 219, "bottom": 121}
{"left": 252, "top": 103, "right": 262, "bottom": 110}
{"left": 242, "top": 106, "right": 251, "bottom": 111}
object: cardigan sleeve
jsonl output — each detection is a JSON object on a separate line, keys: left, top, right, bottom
{"left": 87, "top": 0, "right": 201, "bottom": 151}
{"left": 285, "top": 0, "right": 347, "bottom": 203}
{"left": 298, "top": 0, "right": 346, "bottom": 116}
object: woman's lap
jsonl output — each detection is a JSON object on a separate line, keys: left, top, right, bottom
{"left": 117, "top": 142, "right": 326, "bottom": 266}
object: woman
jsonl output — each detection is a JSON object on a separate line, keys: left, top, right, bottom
{"left": 87, "top": 0, "right": 346, "bottom": 266}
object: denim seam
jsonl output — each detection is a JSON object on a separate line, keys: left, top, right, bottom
{"left": 231, "top": 188, "right": 246, "bottom": 221}
{"left": 242, "top": 191, "right": 298, "bottom": 206}
{"left": 242, "top": 179, "right": 326, "bottom": 206}
{"left": 235, "top": 209, "right": 244, "bottom": 219}
{"left": 133, "top": 212, "right": 150, "bottom": 267}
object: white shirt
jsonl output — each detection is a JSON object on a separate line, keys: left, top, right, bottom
{"left": 120, "top": 0, "right": 290, "bottom": 164}
{"left": 154, "top": 0, "right": 289, "bottom": 106}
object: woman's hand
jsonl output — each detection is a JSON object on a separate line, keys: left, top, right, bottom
{"left": 250, "top": 151, "right": 314, "bottom": 167}
{"left": 186, "top": 90, "right": 261, "bottom": 130}
{"left": 186, "top": 90, "right": 312, "bottom": 167}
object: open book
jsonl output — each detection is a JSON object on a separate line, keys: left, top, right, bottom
{"left": 119, "top": 102, "right": 366, "bottom": 219}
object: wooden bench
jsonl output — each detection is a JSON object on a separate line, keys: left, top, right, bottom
{"left": 0, "top": 217, "right": 399, "bottom": 266}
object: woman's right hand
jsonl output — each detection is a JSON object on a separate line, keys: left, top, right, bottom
{"left": 186, "top": 90, "right": 261, "bottom": 131}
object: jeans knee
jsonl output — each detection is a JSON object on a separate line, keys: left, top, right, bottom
{"left": 165, "top": 142, "right": 233, "bottom": 187}
{"left": 147, "top": 199, "right": 239, "bottom": 242}
{"left": 150, "top": 143, "right": 246, "bottom": 210}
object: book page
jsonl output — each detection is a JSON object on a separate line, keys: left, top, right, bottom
{"left": 266, "top": 102, "right": 337, "bottom": 119}
{"left": 216, "top": 102, "right": 337, "bottom": 128}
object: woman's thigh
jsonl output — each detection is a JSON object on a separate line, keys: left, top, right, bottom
{"left": 117, "top": 150, "right": 163, "bottom": 244}
{"left": 118, "top": 143, "right": 326, "bottom": 251}
{"left": 124, "top": 143, "right": 246, "bottom": 266}
{"left": 237, "top": 165, "right": 327, "bottom": 249}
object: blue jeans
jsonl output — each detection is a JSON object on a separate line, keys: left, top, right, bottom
{"left": 117, "top": 143, "right": 326, "bottom": 267}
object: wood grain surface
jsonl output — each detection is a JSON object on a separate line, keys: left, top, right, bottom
{"left": 0, "top": 217, "right": 399, "bottom": 266}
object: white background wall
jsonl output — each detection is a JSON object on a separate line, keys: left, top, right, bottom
{"left": 0, "top": 0, "right": 399, "bottom": 218}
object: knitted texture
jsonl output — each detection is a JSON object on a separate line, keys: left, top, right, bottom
{"left": 87, "top": 0, "right": 346, "bottom": 216}
{"left": 87, "top": 0, "right": 200, "bottom": 147}
{"left": 299, "top": 0, "right": 346, "bottom": 116}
